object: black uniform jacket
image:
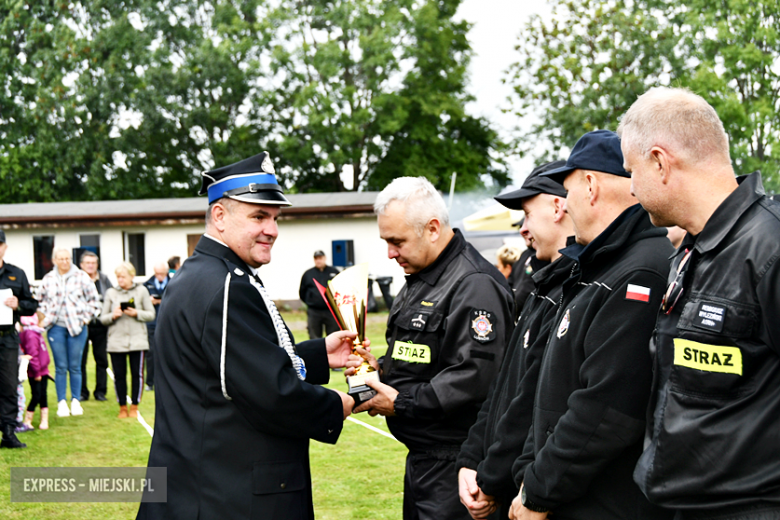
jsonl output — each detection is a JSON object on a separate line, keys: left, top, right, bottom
{"left": 382, "top": 229, "right": 514, "bottom": 451}
{"left": 635, "top": 173, "right": 780, "bottom": 514}
{"left": 457, "top": 254, "right": 574, "bottom": 505}
{"left": 299, "top": 265, "right": 340, "bottom": 310}
{"left": 516, "top": 205, "right": 674, "bottom": 520}
{"left": 137, "top": 236, "right": 343, "bottom": 520}
{"left": 0, "top": 262, "right": 37, "bottom": 337}
{"left": 508, "top": 249, "right": 542, "bottom": 320}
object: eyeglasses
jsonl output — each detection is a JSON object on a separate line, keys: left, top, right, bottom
{"left": 661, "top": 248, "right": 692, "bottom": 315}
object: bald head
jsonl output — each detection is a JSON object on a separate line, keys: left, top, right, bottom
{"left": 154, "top": 262, "right": 169, "bottom": 282}
{"left": 618, "top": 87, "right": 731, "bottom": 169}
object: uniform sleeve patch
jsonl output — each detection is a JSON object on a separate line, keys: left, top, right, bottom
{"left": 625, "top": 284, "right": 651, "bottom": 303}
{"left": 470, "top": 309, "right": 496, "bottom": 343}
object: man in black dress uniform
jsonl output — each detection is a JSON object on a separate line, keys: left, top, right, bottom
{"left": 137, "top": 152, "right": 357, "bottom": 520}
{"left": 299, "top": 250, "right": 340, "bottom": 339}
{"left": 0, "top": 230, "right": 38, "bottom": 449}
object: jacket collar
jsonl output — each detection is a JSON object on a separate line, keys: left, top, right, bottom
{"left": 532, "top": 254, "right": 575, "bottom": 292}
{"left": 195, "top": 234, "right": 255, "bottom": 278}
{"left": 689, "top": 172, "right": 765, "bottom": 254}
{"left": 559, "top": 203, "right": 664, "bottom": 266}
{"left": 409, "top": 228, "right": 467, "bottom": 286}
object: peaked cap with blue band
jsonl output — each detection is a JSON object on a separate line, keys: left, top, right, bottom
{"left": 199, "top": 152, "right": 292, "bottom": 206}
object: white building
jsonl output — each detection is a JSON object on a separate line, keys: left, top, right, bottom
{"left": 0, "top": 193, "right": 406, "bottom": 305}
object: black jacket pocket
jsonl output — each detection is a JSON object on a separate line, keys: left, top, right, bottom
{"left": 252, "top": 460, "right": 306, "bottom": 495}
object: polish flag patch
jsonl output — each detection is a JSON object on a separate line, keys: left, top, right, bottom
{"left": 625, "top": 284, "right": 651, "bottom": 303}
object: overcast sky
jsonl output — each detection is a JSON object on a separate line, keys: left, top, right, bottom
{"left": 455, "top": 0, "right": 551, "bottom": 188}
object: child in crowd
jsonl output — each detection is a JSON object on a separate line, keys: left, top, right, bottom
{"left": 19, "top": 315, "right": 51, "bottom": 430}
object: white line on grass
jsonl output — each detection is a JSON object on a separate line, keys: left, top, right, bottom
{"left": 107, "top": 367, "right": 154, "bottom": 437}
{"left": 347, "top": 416, "right": 398, "bottom": 441}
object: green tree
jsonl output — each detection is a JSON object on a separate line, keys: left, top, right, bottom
{"left": 0, "top": 0, "right": 506, "bottom": 202}
{"left": 263, "top": 0, "right": 508, "bottom": 192}
{"left": 506, "top": 0, "right": 780, "bottom": 192}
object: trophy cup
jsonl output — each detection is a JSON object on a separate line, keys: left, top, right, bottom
{"left": 313, "top": 263, "right": 379, "bottom": 406}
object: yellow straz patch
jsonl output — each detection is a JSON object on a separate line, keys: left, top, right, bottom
{"left": 673, "top": 339, "right": 742, "bottom": 376}
{"left": 392, "top": 341, "right": 431, "bottom": 364}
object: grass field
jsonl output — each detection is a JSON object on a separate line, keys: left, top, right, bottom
{"left": 0, "top": 310, "right": 407, "bottom": 519}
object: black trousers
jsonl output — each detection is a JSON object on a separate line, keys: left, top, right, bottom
{"left": 81, "top": 323, "right": 109, "bottom": 397}
{"left": 146, "top": 323, "right": 156, "bottom": 388}
{"left": 110, "top": 351, "right": 144, "bottom": 406}
{"left": 403, "top": 450, "right": 472, "bottom": 520}
{"left": 0, "top": 337, "right": 19, "bottom": 427}
{"left": 27, "top": 377, "right": 49, "bottom": 411}
{"left": 306, "top": 308, "right": 339, "bottom": 340}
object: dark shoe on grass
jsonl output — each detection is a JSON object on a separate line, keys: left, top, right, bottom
{"left": 1, "top": 425, "right": 27, "bottom": 448}
{"left": 81, "top": 391, "right": 90, "bottom": 401}
{"left": 94, "top": 393, "right": 107, "bottom": 401}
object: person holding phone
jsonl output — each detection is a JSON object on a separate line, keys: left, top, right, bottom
{"left": 99, "top": 262, "right": 155, "bottom": 419}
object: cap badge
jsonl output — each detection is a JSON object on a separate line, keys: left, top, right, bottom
{"left": 261, "top": 155, "right": 275, "bottom": 174}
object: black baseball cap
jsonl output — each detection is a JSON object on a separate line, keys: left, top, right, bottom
{"left": 541, "top": 130, "right": 629, "bottom": 184}
{"left": 313, "top": 250, "right": 325, "bottom": 257}
{"left": 495, "top": 160, "right": 568, "bottom": 210}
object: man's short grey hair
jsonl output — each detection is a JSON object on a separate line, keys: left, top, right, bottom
{"left": 205, "top": 197, "right": 238, "bottom": 226}
{"left": 617, "top": 87, "right": 730, "bottom": 164}
{"left": 79, "top": 251, "right": 98, "bottom": 264}
{"left": 374, "top": 177, "right": 450, "bottom": 236}
{"left": 52, "top": 247, "right": 71, "bottom": 260}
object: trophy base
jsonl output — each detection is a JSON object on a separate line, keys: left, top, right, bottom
{"left": 347, "top": 370, "right": 380, "bottom": 408}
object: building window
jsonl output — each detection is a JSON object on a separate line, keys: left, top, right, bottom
{"left": 123, "top": 232, "right": 146, "bottom": 276}
{"left": 33, "top": 236, "right": 54, "bottom": 280}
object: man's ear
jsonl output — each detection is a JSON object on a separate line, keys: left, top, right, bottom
{"left": 211, "top": 203, "right": 228, "bottom": 233}
{"left": 552, "top": 196, "right": 566, "bottom": 223}
{"left": 585, "top": 171, "right": 599, "bottom": 206}
{"left": 426, "top": 218, "right": 442, "bottom": 243}
{"left": 649, "top": 146, "right": 672, "bottom": 184}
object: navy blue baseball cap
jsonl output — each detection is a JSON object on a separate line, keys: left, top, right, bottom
{"left": 495, "top": 160, "right": 568, "bottom": 210}
{"left": 199, "top": 152, "right": 291, "bottom": 206}
{"left": 541, "top": 130, "right": 629, "bottom": 184}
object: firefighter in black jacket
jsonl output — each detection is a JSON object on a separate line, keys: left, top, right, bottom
{"left": 621, "top": 88, "right": 780, "bottom": 519}
{"left": 137, "top": 152, "right": 358, "bottom": 520}
{"left": 0, "top": 230, "right": 37, "bottom": 449}
{"left": 349, "top": 177, "right": 514, "bottom": 520}
{"left": 298, "top": 250, "right": 340, "bottom": 339}
{"left": 508, "top": 131, "right": 674, "bottom": 520}
{"left": 456, "top": 160, "right": 575, "bottom": 520}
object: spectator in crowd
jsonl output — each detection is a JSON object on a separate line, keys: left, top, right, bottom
{"left": 351, "top": 177, "right": 514, "bottom": 520}
{"left": 19, "top": 315, "right": 51, "bottom": 430}
{"left": 508, "top": 131, "right": 673, "bottom": 520}
{"left": 299, "top": 251, "right": 340, "bottom": 340}
{"left": 495, "top": 245, "right": 522, "bottom": 280}
{"left": 458, "top": 161, "right": 575, "bottom": 520}
{"left": 142, "top": 262, "right": 171, "bottom": 392}
{"left": 620, "top": 87, "right": 780, "bottom": 519}
{"left": 0, "top": 230, "right": 37, "bottom": 448}
{"left": 38, "top": 247, "right": 101, "bottom": 419}
{"left": 167, "top": 256, "right": 181, "bottom": 276}
{"left": 79, "top": 251, "right": 112, "bottom": 402}
{"left": 100, "top": 262, "right": 155, "bottom": 419}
